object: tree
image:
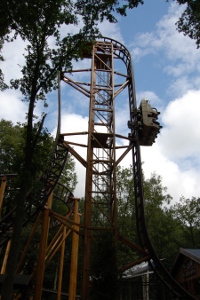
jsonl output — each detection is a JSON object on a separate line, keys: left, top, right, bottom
{"left": 175, "top": 0, "right": 200, "bottom": 48}
{"left": 0, "top": 119, "right": 77, "bottom": 298}
{"left": 0, "top": 117, "right": 77, "bottom": 212}
{"left": 172, "top": 196, "right": 200, "bottom": 248}
{"left": 0, "top": 118, "right": 77, "bottom": 216}
{"left": 117, "top": 165, "right": 136, "bottom": 240}
{"left": 0, "top": 118, "right": 77, "bottom": 297}
{"left": 0, "top": 118, "right": 53, "bottom": 217}
{"left": 143, "top": 174, "right": 173, "bottom": 261}
{"left": 116, "top": 166, "right": 200, "bottom": 270}
{"left": 142, "top": 173, "right": 193, "bottom": 268}
{"left": 116, "top": 165, "right": 147, "bottom": 272}
{"left": 116, "top": 168, "right": 183, "bottom": 269}
{"left": 0, "top": 119, "right": 24, "bottom": 174}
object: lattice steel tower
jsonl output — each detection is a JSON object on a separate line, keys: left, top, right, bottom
{"left": 62, "top": 38, "right": 134, "bottom": 299}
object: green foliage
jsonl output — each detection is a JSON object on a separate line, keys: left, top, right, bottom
{"left": 143, "top": 173, "right": 176, "bottom": 264}
{"left": 117, "top": 165, "right": 136, "bottom": 235}
{"left": 175, "top": 0, "right": 200, "bottom": 48}
{"left": 171, "top": 196, "right": 200, "bottom": 248}
{"left": 0, "top": 0, "right": 144, "bottom": 95}
{"left": 59, "top": 154, "right": 77, "bottom": 192}
{"left": 116, "top": 167, "right": 200, "bottom": 270}
{"left": 0, "top": 118, "right": 54, "bottom": 179}
{"left": 0, "top": 119, "right": 24, "bottom": 174}
{"left": 0, "top": 117, "right": 77, "bottom": 186}
{"left": 0, "top": 118, "right": 78, "bottom": 299}
{"left": 116, "top": 165, "right": 140, "bottom": 267}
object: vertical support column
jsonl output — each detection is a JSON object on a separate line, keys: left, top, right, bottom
{"left": 1, "top": 240, "right": 11, "bottom": 274}
{"left": 69, "top": 198, "right": 80, "bottom": 300}
{"left": 81, "top": 41, "right": 117, "bottom": 299}
{"left": 81, "top": 45, "right": 96, "bottom": 300}
{"left": 61, "top": 39, "right": 135, "bottom": 299}
{"left": 57, "top": 226, "right": 66, "bottom": 300}
{"left": 33, "top": 193, "right": 53, "bottom": 300}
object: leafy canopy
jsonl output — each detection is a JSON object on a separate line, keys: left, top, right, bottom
{"left": 175, "top": 0, "right": 200, "bottom": 48}
{"left": 0, "top": 0, "right": 144, "bottom": 95}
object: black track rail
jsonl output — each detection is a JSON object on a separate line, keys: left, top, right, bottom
{"left": 53, "top": 181, "right": 74, "bottom": 211}
{"left": 0, "top": 137, "right": 69, "bottom": 246}
{"left": 0, "top": 75, "right": 71, "bottom": 245}
{"left": 100, "top": 37, "right": 195, "bottom": 300}
{"left": 0, "top": 73, "right": 74, "bottom": 247}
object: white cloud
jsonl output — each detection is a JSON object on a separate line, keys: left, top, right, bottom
{"left": 160, "top": 90, "right": 200, "bottom": 161}
{"left": 115, "top": 102, "right": 129, "bottom": 136}
{"left": 131, "top": 3, "right": 194, "bottom": 62}
{"left": 98, "top": 21, "right": 124, "bottom": 44}
{"left": 0, "top": 89, "right": 27, "bottom": 123}
{"left": 58, "top": 113, "right": 89, "bottom": 198}
{"left": 136, "top": 91, "right": 162, "bottom": 108}
{"left": 135, "top": 89, "right": 200, "bottom": 202}
{"left": 61, "top": 113, "right": 88, "bottom": 134}
{"left": 130, "top": 2, "right": 200, "bottom": 97}
{"left": 140, "top": 143, "right": 200, "bottom": 202}
{"left": 54, "top": 92, "right": 200, "bottom": 203}
{"left": 167, "top": 76, "right": 194, "bottom": 96}
{"left": 1, "top": 36, "right": 26, "bottom": 84}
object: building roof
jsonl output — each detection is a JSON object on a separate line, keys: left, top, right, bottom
{"left": 171, "top": 248, "right": 200, "bottom": 276}
{"left": 179, "top": 248, "right": 200, "bottom": 263}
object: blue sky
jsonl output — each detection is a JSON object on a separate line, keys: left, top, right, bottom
{"left": 1, "top": 1, "right": 200, "bottom": 203}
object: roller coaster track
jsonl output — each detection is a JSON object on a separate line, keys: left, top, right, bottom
{"left": 0, "top": 80, "right": 72, "bottom": 246}
{"left": 100, "top": 37, "right": 195, "bottom": 299}
{"left": 0, "top": 142, "right": 70, "bottom": 246}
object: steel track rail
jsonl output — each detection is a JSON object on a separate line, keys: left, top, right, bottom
{"left": 0, "top": 138, "right": 70, "bottom": 246}
{"left": 0, "top": 77, "right": 72, "bottom": 245}
{"left": 99, "top": 37, "right": 195, "bottom": 299}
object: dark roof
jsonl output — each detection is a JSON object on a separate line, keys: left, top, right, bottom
{"left": 180, "top": 248, "right": 200, "bottom": 263}
{"left": 171, "top": 248, "right": 200, "bottom": 276}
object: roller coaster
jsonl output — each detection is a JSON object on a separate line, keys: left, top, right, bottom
{"left": 0, "top": 37, "right": 196, "bottom": 299}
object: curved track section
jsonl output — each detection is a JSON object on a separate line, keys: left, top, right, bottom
{"left": 53, "top": 181, "right": 74, "bottom": 211}
{"left": 100, "top": 37, "right": 195, "bottom": 300}
{"left": 0, "top": 95, "right": 70, "bottom": 246}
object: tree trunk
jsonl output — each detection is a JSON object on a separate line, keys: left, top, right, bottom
{"left": 1, "top": 175, "right": 31, "bottom": 299}
{"left": 1, "top": 93, "right": 34, "bottom": 299}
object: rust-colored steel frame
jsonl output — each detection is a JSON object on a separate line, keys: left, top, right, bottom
{"left": 1, "top": 196, "right": 80, "bottom": 299}
{"left": 83, "top": 41, "right": 116, "bottom": 299}
{"left": 61, "top": 37, "right": 195, "bottom": 300}
{"left": 61, "top": 39, "right": 135, "bottom": 299}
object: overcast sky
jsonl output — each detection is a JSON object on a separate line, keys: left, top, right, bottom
{"left": 1, "top": 1, "right": 200, "bottom": 203}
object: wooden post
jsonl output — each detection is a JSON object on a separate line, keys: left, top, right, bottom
{"left": 69, "top": 198, "right": 80, "bottom": 300}
{"left": 0, "top": 176, "right": 7, "bottom": 218}
{"left": 33, "top": 193, "right": 53, "bottom": 300}
{"left": 57, "top": 226, "right": 66, "bottom": 300}
{"left": 1, "top": 240, "right": 11, "bottom": 274}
